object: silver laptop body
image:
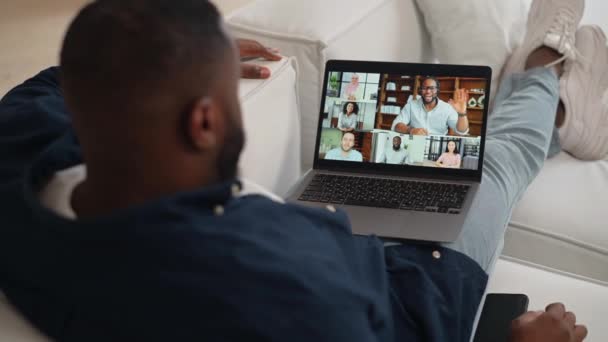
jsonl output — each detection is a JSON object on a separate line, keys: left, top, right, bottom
{"left": 287, "top": 60, "right": 492, "bottom": 243}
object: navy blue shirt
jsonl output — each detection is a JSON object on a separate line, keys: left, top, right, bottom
{"left": 0, "top": 68, "right": 487, "bottom": 341}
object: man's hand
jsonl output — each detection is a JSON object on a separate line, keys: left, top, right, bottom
{"left": 237, "top": 39, "right": 282, "bottom": 79}
{"left": 410, "top": 128, "right": 428, "bottom": 136}
{"left": 448, "top": 88, "right": 469, "bottom": 114}
{"left": 510, "top": 303, "right": 588, "bottom": 342}
{"left": 394, "top": 123, "right": 409, "bottom": 134}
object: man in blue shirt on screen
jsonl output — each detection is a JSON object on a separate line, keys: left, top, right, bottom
{"left": 391, "top": 77, "right": 470, "bottom": 136}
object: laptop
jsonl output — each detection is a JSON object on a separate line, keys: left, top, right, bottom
{"left": 286, "top": 60, "right": 492, "bottom": 242}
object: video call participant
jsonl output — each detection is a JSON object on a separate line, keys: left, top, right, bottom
{"left": 382, "top": 135, "right": 409, "bottom": 165}
{"left": 435, "top": 140, "right": 462, "bottom": 168}
{"left": 344, "top": 73, "right": 361, "bottom": 100}
{"left": 391, "top": 77, "right": 470, "bottom": 136}
{"left": 336, "top": 101, "right": 359, "bottom": 132}
{"left": 324, "top": 132, "right": 363, "bottom": 161}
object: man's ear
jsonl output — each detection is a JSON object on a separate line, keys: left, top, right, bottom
{"left": 184, "top": 97, "right": 220, "bottom": 151}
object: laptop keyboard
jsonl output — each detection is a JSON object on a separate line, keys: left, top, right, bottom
{"left": 298, "top": 174, "right": 470, "bottom": 214}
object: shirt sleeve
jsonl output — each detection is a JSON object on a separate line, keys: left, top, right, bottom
{"left": 0, "top": 67, "right": 74, "bottom": 182}
{"left": 436, "top": 153, "right": 445, "bottom": 163}
{"left": 325, "top": 149, "right": 337, "bottom": 160}
{"left": 349, "top": 114, "right": 358, "bottom": 129}
{"left": 354, "top": 151, "right": 363, "bottom": 162}
{"left": 391, "top": 98, "right": 412, "bottom": 131}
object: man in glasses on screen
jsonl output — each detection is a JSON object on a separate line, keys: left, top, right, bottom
{"left": 391, "top": 76, "right": 470, "bottom": 136}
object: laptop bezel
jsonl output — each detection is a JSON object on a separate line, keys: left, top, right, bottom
{"left": 312, "top": 59, "right": 492, "bottom": 183}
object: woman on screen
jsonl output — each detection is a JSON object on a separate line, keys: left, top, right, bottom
{"left": 337, "top": 102, "right": 359, "bottom": 132}
{"left": 435, "top": 140, "right": 461, "bottom": 168}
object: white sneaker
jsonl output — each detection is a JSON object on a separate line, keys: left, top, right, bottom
{"left": 559, "top": 25, "right": 608, "bottom": 160}
{"left": 501, "top": 0, "right": 585, "bottom": 76}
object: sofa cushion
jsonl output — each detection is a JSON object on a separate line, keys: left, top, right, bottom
{"left": 504, "top": 152, "right": 608, "bottom": 282}
{"left": 227, "top": 0, "right": 431, "bottom": 170}
{"left": 414, "top": 0, "right": 531, "bottom": 105}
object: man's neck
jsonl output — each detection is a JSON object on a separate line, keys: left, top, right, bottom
{"left": 340, "top": 149, "right": 351, "bottom": 157}
{"left": 423, "top": 98, "right": 438, "bottom": 111}
{"left": 72, "top": 161, "right": 216, "bottom": 218}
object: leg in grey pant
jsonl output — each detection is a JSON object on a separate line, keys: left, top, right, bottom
{"left": 442, "top": 67, "right": 560, "bottom": 273}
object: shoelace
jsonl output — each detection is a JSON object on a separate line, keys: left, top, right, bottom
{"left": 544, "top": 8, "right": 589, "bottom": 68}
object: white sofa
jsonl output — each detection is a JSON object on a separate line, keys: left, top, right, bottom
{"left": 226, "top": 0, "right": 608, "bottom": 283}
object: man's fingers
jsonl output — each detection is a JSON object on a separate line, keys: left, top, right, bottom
{"left": 546, "top": 302, "right": 566, "bottom": 318}
{"left": 515, "top": 310, "right": 543, "bottom": 324}
{"left": 238, "top": 39, "right": 282, "bottom": 61}
{"left": 257, "top": 48, "right": 282, "bottom": 61}
{"left": 564, "top": 311, "right": 577, "bottom": 327}
{"left": 241, "top": 64, "right": 271, "bottom": 79}
{"left": 574, "top": 324, "right": 588, "bottom": 341}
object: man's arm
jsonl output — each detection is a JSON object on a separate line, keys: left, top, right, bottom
{"left": 337, "top": 113, "right": 346, "bottom": 131}
{"left": 0, "top": 67, "right": 73, "bottom": 182}
{"left": 447, "top": 88, "right": 469, "bottom": 135}
{"left": 391, "top": 101, "right": 412, "bottom": 134}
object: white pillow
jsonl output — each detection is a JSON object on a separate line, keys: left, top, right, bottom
{"left": 415, "top": 0, "right": 532, "bottom": 106}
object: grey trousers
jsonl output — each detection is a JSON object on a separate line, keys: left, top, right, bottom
{"left": 442, "top": 67, "right": 560, "bottom": 273}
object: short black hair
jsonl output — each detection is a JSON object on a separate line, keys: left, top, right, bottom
{"left": 421, "top": 76, "right": 440, "bottom": 91}
{"left": 342, "top": 101, "right": 359, "bottom": 114}
{"left": 60, "top": 0, "right": 231, "bottom": 117}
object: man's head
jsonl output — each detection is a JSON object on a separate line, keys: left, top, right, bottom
{"left": 340, "top": 132, "right": 356, "bottom": 152}
{"left": 61, "top": 0, "right": 243, "bottom": 201}
{"left": 392, "top": 136, "right": 402, "bottom": 151}
{"left": 420, "top": 76, "right": 440, "bottom": 105}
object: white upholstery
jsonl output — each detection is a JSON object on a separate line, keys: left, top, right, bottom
{"left": 227, "top": 0, "right": 431, "bottom": 170}
{"left": 488, "top": 257, "right": 608, "bottom": 341}
{"left": 238, "top": 57, "right": 301, "bottom": 196}
{"left": 0, "top": 292, "right": 50, "bottom": 342}
{"left": 413, "top": 0, "right": 531, "bottom": 105}
{"left": 505, "top": 152, "right": 608, "bottom": 282}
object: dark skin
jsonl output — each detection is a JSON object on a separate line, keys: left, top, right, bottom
{"left": 72, "top": 29, "right": 242, "bottom": 218}
{"left": 237, "top": 39, "right": 282, "bottom": 79}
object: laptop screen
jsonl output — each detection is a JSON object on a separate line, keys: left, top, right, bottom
{"left": 315, "top": 62, "right": 490, "bottom": 177}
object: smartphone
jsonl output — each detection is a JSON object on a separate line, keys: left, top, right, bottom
{"left": 473, "top": 293, "right": 529, "bottom": 342}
